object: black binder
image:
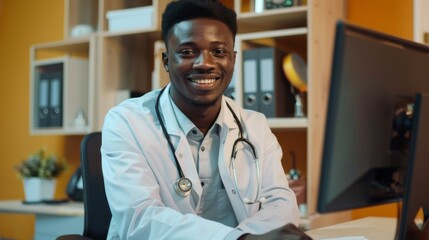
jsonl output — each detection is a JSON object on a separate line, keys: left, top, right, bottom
{"left": 48, "top": 71, "right": 63, "bottom": 127}
{"left": 37, "top": 73, "right": 50, "bottom": 127}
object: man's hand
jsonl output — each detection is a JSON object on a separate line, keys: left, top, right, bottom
{"left": 239, "top": 223, "right": 313, "bottom": 240}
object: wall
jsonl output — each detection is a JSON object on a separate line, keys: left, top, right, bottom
{"left": 0, "top": 0, "right": 82, "bottom": 239}
{"left": 346, "top": 0, "right": 413, "bottom": 219}
{"left": 347, "top": 0, "right": 413, "bottom": 40}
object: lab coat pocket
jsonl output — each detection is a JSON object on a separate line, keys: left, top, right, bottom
{"left": 244, "top": 201, "right": 260, "bottom": 217}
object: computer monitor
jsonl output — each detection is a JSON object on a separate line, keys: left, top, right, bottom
{"left": 317, "top": 21, "right": 429, "bottom": 239}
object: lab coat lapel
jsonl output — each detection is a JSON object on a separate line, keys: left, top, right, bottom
{"left": 159, "top": 85, "right": 203, "bottom": 204}
{"left": 219, "top": 98, "right": 248, "bottom": 222}
{"left": 221, "top": 104, "right": 237, "bottom": 170}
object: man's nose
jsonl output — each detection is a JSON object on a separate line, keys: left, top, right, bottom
{"left": 193, "top": 51, "right": 215, "bottom": 69}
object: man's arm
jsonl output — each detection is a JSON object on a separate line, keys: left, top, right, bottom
{"left": 236, "top": 112, "right": 300, "bottom": 234}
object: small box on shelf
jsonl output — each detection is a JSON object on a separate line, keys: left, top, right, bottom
{"left": 106, "top": 6, "right": 154, "bottom": 33}
{"left": 251, "top": 0, "right": 306, "bottom": 13}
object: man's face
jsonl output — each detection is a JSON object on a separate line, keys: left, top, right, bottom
{"left": 163, "top": 18, "right": 236, "bottom": 109}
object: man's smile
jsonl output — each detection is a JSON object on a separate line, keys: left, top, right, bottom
{"left": 190, "top": 78, "right": 217, "bottom": 84}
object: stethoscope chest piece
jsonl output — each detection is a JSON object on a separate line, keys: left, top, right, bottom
{"left": 175, "top": 177, "right": 192, "bottom": 197}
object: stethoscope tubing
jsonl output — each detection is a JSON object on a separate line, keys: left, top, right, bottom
{"left": 155, "top": 87, "right": 185, "bottom": 178}
{"left": 230, "top": 154, "right": 261, "bottom": 205}
{"left": 155, "top": 87, "right": 192, "bottom": 197}
{"left": 155, "top": 86, "right": 262, "bottom": 204}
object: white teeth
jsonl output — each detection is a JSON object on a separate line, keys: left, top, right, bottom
{"left": 191, "top": 78, "right": 216, "bottom": 84}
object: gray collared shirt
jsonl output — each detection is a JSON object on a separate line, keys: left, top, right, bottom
{"left": 168, "top": 96, "right": 239, "bottom": 228}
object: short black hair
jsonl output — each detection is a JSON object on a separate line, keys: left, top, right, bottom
{"left": 161, "top": 0, "right": 237, "bottom": 43}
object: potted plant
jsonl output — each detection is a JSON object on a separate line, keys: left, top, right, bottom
{"left": 15, "top": 149, "right": 68, "bottom": 202}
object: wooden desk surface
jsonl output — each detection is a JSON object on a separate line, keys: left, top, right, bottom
{"left": 306, "top": 217, "right": 397, "bottom": 240}
{"left": 0, "top": 200, "right": 84, "bottom": 216}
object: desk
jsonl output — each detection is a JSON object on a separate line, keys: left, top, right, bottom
{"left": 0, "top": 200, "right": 84, "bottom": 240}
{"left": 306, "top": 217, "right": 397, "bottom": 240}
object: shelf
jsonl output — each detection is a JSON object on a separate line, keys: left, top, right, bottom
{"left": 32, "top": 38, "right": 91, "bottom": 51}
{"left": 31, "top": 38, "right": 93, "bottom": 61}
{"left": 29, "top": 35, "right": 96, "bottom": 135}
{"left": 100, "top": 27, "right": 160, "bottom": 38}
{"left": 268, "top": 118, "right": 308, "bottom": 129}
{"left": 65, "top": 0, "right": 98, "bottom": 39}
{"left": 234, "top": 27, "right": 308, "bottom": 110}
{"left": 30, "top": 56, "right": 92, "bottom": 136}
{"left": 30, "top": 127, "right": 92, "bottom": 136}
{"left": 237, "top": 6, "right": 308, "bottom": 33}
{"left": 238, "top": 27, "right": 308, "bottom": 40}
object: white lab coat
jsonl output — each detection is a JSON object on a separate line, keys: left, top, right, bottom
{"left": 101, "top": 85, "right": 299, "bottom": 240}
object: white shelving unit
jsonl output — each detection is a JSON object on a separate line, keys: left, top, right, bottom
{"left": 94, "top": 0, "right": 168, "bottom": 129}
{"left": 235, "top": 27, "right": 308, "bottom": 127}
{"left": 29, "top": 37, "right": 95, "bottom": 135}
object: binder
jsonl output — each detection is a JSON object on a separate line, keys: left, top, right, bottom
{"left": 49, "top": 71, "right": 63, "bottom": 127}
{"left": 258, "top": 47, "right": 294, "bottom": 118}
{"left": 242, "top": 49, "right": 259, "bottom": 111}
{"left": 37, "top": 73, "right": 50, "bottom": 127}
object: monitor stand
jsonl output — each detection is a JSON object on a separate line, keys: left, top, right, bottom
{"left": 397, "top": 93, "right": 429, "bottom": 240}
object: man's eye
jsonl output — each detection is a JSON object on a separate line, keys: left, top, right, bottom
{"left": 213, "top": 49, "right": 227, "bottom": 55}
{"left": 179, "top": 49, "right": 195, "bottom": 56}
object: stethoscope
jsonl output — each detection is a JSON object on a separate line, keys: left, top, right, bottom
{"left": 155, "top": 86, "right": 263, "bottom": 205}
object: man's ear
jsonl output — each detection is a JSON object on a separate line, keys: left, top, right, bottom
{"left": 162, "top": 51, "right": 169, "bottom": 72}
{"left": 233, "top": 50, "right": 237, "bottom": 65}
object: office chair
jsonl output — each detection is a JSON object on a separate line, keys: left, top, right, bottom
{"left": 57, "top": 132, "right": 111, "bottom": 240}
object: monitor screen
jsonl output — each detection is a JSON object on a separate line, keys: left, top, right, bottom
{"left": 317, "top": 21, "right": 429, "bottom": 214}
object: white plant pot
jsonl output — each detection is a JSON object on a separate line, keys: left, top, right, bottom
{"left": 23, "top": 177, "right": 56, "bottom": 202}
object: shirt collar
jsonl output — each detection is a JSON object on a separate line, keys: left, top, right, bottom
{"left": 168, "top": 93, "right": 224, "bottom": 136}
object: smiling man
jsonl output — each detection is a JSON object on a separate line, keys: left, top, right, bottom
{"left": 162, "top": 16, "right": 236, "bottom": 135}
{"left": 101, "top": 0, "right": 310, "bottom": 239}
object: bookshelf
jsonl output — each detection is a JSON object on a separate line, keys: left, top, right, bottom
{"left": 29, "top": 38, "right": 95, "bottom": 135}
{"left": 29, "top": 0, "right": 349, "bottom": 229}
